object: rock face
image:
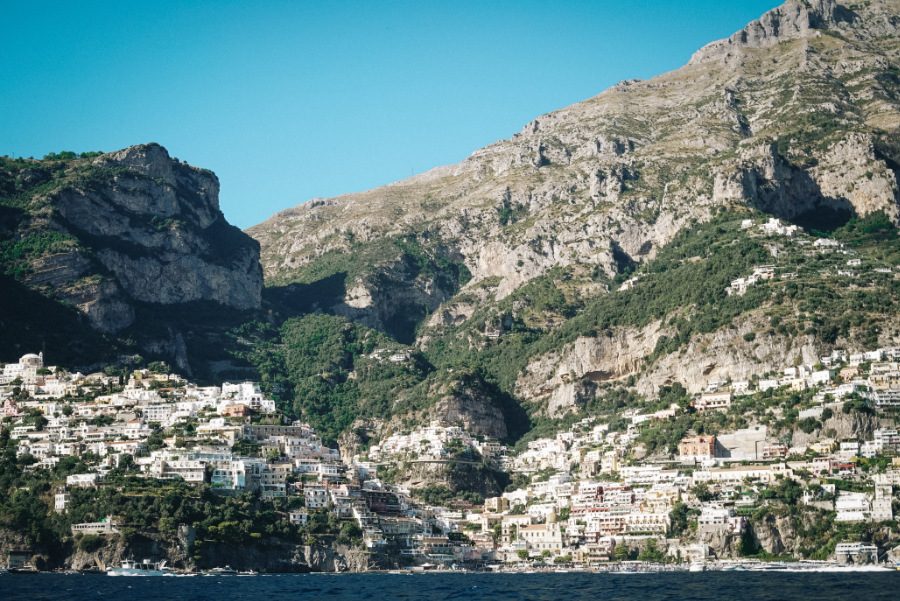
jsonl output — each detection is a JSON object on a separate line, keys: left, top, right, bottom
{"left": 393, "top": 460, "right": 505, "bottom": 499}
{"left": 2, "top": 143, "right": 263, "bottom": 334}
{"left": 330, "top": 254, "right": 461, "bottom": 343}
{"left": 249, "top": 0, "right": 899, "bottom": 293}
{"left": 516, "top": 323, "right": 669, "bottom": 417}
{"left": 46, "top": 529, "right": 369, "bottom": 573}
{"left": 690, "top": 0, "right": 848, "bottom": 64}
{"left": 245, "top": 0, "right": 900, "bottom": 427}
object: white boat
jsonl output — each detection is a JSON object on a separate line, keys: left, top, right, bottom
{"left": 206, "top": 566, "right": 239, "bottom": 575}
{"left": 107, "top": 558, "right": 173, "bottom": 576}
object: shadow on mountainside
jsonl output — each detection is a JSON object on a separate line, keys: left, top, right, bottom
{"left": 0, "top": 274, "right": 117, "bottom": 366}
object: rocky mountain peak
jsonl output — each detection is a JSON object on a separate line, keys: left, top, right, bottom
{"left": 96, "top": 142, "right": 177, "bottom": 181}
{"left": 250, "top": 0, "right": 899, "bottom": 295}
{"left": 1, "top": 144, "right": 263, "bottom": 340}
{"left": 689, "top": 0, "right": 867, "bottom": 65}
{"left": 87, "top": 143, "right": 222, "bottom": 229}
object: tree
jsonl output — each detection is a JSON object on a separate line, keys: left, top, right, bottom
{"left": 147, "top": 361, "right": 170, "bottom": 374}
{"left": 613, "top": 544, "right": 631, "bottom": 561}
{"left": 638, "top": 539, "right": 666, "bottom": 563}
{"left": 76, "top": 534, "right": 104, "bottom": 552}
{"left": 22, "top": 409, "right": 48, "bottom": 431}
{"left": 336, "top": 521, "right": 362, "bottom": 546}
{"left": 491, "top": 523, "right": 501, "bottom": 544}
{"left": 53, "top": 455, "right": 85, "bottom": 477}
{"left": 89, "top": 414, "right": 114, "bottom": 427}
{"left": 117, "top": 454, "right": 136, "bottom": 472}
{"left": 668, "top": 502, "right": 691, "bottom": 537}
{"left": 739, "top": 528, "right": 758, "bottom": 556}
{"left": 146, "top": 427, "right": 165, "bottom": 451}
{"left": 691, "top": 482, "right": 715, "bottom": 502}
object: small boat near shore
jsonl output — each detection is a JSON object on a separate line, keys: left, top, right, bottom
{"left": 206, "top": 566, "right": 239, "bottom": 576}
{"left": 107, "top": 558, "right": 173, "bottom": 576}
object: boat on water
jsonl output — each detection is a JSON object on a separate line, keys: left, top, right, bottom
{"left": 237, "top": 569, "right": 258, "bottom": 576}
{"left": 107, "top": 558, "right": 173, "bottom": 576}
{"left": 206, "top": 566, "right": 239, "bottom": 575}
{"left": 8, "top": 563, "right": 39, "bottom": 574}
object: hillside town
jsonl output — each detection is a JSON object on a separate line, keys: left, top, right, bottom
{"left": 725, "top": 217, "right": 898, "bottom": 299}
{"left": 2, "top": 345, "right": 899, "bottom": 572}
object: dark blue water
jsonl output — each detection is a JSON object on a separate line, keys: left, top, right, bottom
{"left": 1, "top": 572, "right": 898, "bottom": 601}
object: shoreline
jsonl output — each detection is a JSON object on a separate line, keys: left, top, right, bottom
{"left": 5, "top": 562, "right": 897, "bottom": 576}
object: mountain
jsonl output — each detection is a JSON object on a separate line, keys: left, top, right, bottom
{"left": 250, "top": 0, "right": 899, "bottom": 296}
{"left": 0, "top": 144, "right": 262, "bottom": 371}
{"left": 1, "top": 0, "right": 898, "bottom": 455}
{"left": 244, "top": 0, "right": 900, "bottom": 445}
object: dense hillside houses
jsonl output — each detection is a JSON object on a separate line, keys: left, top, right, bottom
{"left": 368, "top": 422, "right": 509, "bottom": 468}
{"left": 2, "top": 342, "right": 899, "bottom": 570}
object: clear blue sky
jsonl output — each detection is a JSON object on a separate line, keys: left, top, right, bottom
{"left": 0, "top": 0, "right": 781, "bottom": 229}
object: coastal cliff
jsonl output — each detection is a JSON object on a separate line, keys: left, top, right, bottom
{"left": 0, "top": 144, "right": 263, "bottom": 372}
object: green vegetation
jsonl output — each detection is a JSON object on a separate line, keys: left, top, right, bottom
{"left": 638, "top": 539, "right": 667, "bottom": 563}
{"left": 424, "top": 213, "right": 773, "bottom": 398}
{"left": 3, "top": 145, "right": 898, "bottom": 482}
{"left": 239, "top": 209, "right": 899, "bottom": 453}
{"left": 238, "top": 313, "right": 431, "bottom": 444}
{"left": 497, "top": 197, "right": 528, "bottom": 226}
{"left": 0, "top": 427, "right": 356, "bottom": 565}
{"left": 0, "top": 231, "right": 79, "bottom": 278}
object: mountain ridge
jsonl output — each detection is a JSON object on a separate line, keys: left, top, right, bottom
{"left": 239, "top": 0, "right": 900, "bottom": 438}
{"left": 248, "top": 0, "right": 899, "bottom": 310}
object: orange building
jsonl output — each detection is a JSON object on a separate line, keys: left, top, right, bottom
{"left": 679, "top": 435, "right": 716, "bottom": 462}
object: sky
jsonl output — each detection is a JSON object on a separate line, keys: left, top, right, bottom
{"left": 0, "top": 0, "right": 782, "bottom": 229}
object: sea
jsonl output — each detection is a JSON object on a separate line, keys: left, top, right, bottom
{"left": 1, "top": 572, "right": 898, "bottom": 601}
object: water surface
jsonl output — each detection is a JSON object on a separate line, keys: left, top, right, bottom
{"left": 1, "top": 571, "right": 897, "bottom": 601}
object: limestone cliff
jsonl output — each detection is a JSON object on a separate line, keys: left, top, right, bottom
{"left": 0, "top": 527, "right": 371, "bottom": 573}
{"left": 0, "top": 144, "right": 263, "bottom": 369}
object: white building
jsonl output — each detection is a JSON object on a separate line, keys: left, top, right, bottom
{"left": 71, "top": 517, "right": 119, "bottom": 535}
{"left": 0, "top": 352, "right": 44, "bottom": 384}
{"left": 835, "top": 491, "right": 870, "bottom": 522}
{"left": 289, "top": 510, "right": 309, "bottom": 526}
{"left": 835, "top": 542, "right": 878, "bottom": 564}
{"left": 66, "top": 473, "right": 98, "bottom": 488}
{"left": 221, "top": 381, "right": 276, "bottom": 413}
{"left": 726, "top": 266, "right": 775, "bottom": 296}
{"left": 874, "top": 429, "right": 900, "bottom": 454}
{"left": 305, "top": 486, "right": 329, "bottom": 509}
{"left": 760, "top": 218, "right": 799, "bottom": 237}
{"left": 694, "top": 392, "right": 732, "bottom": 411}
